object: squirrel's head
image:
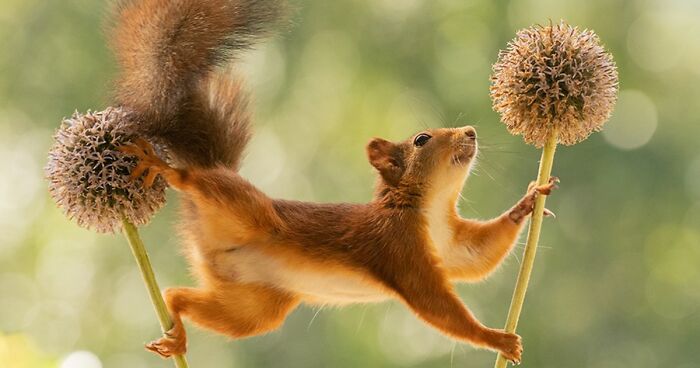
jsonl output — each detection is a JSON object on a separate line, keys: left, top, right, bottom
{"left": 367, "top": 126, "right": 477, "bottom": 207}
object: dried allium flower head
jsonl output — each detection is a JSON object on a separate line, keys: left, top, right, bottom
{"left": 490, "top": 21, "right": 618, "bottom": 147}
{"left": 46, "top": 107, "right": 167, "bottom": 233}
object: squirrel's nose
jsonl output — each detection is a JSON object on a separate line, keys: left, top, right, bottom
{"left": 463, "top": 127, "right": 477, "bottom": 140}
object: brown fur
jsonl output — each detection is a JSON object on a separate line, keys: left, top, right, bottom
{"left": 110, "top": 0, "right": 559, "bottom": 364}
{"left": 120, "top": 129, "right": 558, "bottom": 364}
{"left": 110, "top": 0, "right": 287, "bottom": 168}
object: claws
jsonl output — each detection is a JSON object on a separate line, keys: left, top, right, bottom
{"left": 534, "top": 176, "right": 559, "bottom": 195}
{"left": 118, "top": 138, "right": 168, "bottom": 188}
{"left": 118, "top": 138, "right": 154, "bottom": 157}
{"left": 543, "top": 208, "right": 556, "bottom": 218}
{"left": 117, "top": 144, "right": 142, "bottom": 156}
{"left": 510, "top": 176, "right": 560, "bottom": 223}
{"left": 144, "top": 166, "right": 162, "bottom": 187}
{"left": 145, "top": 327, "right": 186, "bottom": 358}
{"left": 486, "top": 329, "right": 523, "bottom": 365}
{"left": 129, "top": 163, "right": 147, "bottom": 181}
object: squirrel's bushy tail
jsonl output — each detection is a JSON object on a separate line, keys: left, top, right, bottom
{"left": 110, "top": 0, "right": 287, "bottom": 169}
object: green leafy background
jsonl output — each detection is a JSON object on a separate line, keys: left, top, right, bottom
{"left": 1, "top": 0, "right": 699, "bottom": 367}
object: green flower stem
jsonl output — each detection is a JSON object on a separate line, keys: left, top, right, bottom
{"left": 121, "top": 218, "right": 189, "bottom": 368}
{"left": 494, "top": 130, "right": 558, "bottom": 368}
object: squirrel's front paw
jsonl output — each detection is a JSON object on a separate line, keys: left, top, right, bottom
{"left": 527, "top": 176, "right": 559, "bottom": 195}
{"left": 145, "top": 325, "right": 187, "bottom": 358}
{"left": 118, "top": 138, "right": 170, "bottom": 188}
{"left": 509, "top": 176, "right": 559, "bottom": 223}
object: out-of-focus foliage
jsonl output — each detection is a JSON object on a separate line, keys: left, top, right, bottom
{"left": 0, "top": 333, "right": 55, "bottom": 368}
{"left": 1, "top": 0, "right": 699, "bottom": 367}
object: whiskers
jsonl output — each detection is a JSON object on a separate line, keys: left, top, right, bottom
{"left": 513, "top": 241, "right": 552, "bottom": 251}
{"left": 509, "top": 241, "right": 554, "bottom": 265}
{"left": 457, "top": 190, "right": 482, "bottom": 217}
{"left": 477, "top": 140, "right": 530, "bottom": 159}
{"left": 468, "top": 137, "right": 532, "bottom": 198}
{"left": 355, "top": 306, "right": 369, "bottom": 335}
{"left": 307, "top": 304, "right": 326, "bottom": 330}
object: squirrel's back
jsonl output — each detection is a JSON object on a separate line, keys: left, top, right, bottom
{"left": 110, "top": 0, "right": 288, "bottom": 168}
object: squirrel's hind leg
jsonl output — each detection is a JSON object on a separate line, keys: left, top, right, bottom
{"left": 147, "top": 283, "right": 299, "bottom": 357}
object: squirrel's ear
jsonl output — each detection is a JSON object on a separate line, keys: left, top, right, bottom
{"left": 366, "top": 138, "right": 404, "bottom": 186}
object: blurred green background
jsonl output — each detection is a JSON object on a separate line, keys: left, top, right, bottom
{"left": 1, "top": 0, "right": 699, "bottom": 367}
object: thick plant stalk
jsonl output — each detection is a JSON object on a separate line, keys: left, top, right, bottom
{"left": 121, "top": 218, "right": 190, "bottom": 368}
{"left": 494, "top": 130, "right": 558, "bottom": 368}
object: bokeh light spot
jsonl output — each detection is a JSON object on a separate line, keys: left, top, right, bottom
{"left": 627, "top": 12, "right": 686, "bottom": 72}
{"left": 60, "top": 350, "right": 102, "bottom": 368}
{"left": 602, "top": 90, "right": 657, "bottom": 150}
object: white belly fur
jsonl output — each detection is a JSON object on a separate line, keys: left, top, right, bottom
{"left": 215, "top": 246, "right": 389, "bottom": 305}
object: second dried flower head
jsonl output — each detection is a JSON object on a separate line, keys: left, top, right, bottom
{"left": 490, "top": 21, "right": 618, "bottom": 147}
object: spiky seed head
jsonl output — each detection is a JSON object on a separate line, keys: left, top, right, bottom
{"left": 490, "top": 21, "right": 619, "bottom": 147}
{"left": 46, "top": 107, "right": 167, "bottom": 233}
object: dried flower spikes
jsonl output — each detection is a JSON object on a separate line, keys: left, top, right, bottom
{"left": 490, "top": 21, "right": 618, "bottom": 147}
{"left": 46, "top": 107, "right": 167, "bottom": 233}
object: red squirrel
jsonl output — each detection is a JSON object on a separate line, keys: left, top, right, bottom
{"left": 112, "top": 0, "right": 557, "bottom": 364}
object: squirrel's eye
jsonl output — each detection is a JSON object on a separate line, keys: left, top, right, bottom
{"left": 413, "top": 133, "right": 432, "bottom": 147}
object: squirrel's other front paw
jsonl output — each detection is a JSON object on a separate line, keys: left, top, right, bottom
{"left": 509, "top": 176, "right": 559, "bottom": 223}
{"left": 528, "top": 176, "right": 559, "bottom": 195}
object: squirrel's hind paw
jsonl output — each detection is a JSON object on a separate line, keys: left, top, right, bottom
{"left": 118, "top": 138, "right": 171, "bottom": 188}
{"left": 483, "top": 329, "right": 523, "bottom": 365}
{"left": 145, "top": 326, "right": 187, "bottom": 359}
